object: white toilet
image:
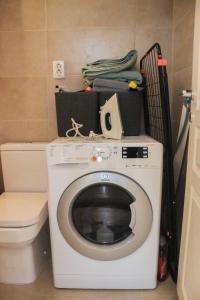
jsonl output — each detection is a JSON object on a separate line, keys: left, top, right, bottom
{"left": 0, "top": 143, "right": 49, "bottom": 284}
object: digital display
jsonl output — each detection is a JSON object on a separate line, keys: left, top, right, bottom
{"left": 122, "top": 147, "right": 148, "bottom": 158}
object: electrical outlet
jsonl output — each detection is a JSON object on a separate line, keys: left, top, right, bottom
{"left": 53, "top": 60, "right": 65, "bottom": 78}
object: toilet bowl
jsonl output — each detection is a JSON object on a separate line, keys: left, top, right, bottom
{"left": 0, "top": 143, "right": 49, "bottom": 284}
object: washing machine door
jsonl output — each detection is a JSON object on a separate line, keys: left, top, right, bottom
{"left": 57, "top": 171, "right": 153, "bottom": 260}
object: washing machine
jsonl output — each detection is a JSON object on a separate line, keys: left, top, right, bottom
{"left": 47, "top": 135, "right": 163, "bottom": 289}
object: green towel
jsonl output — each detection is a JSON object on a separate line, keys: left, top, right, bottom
{"left": 82, "top": 49, "right": 138, "bottom": 78}
{"left": 86, "top": 70, "right": 143, "bottom": 86}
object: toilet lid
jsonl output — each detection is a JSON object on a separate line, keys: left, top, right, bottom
{"left": 0, "top": 192, "right": 48, "bottom": 227}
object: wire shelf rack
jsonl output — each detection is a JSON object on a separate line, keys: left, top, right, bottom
{"left": 140, "top": 43, "right": 177, "bottom": 281}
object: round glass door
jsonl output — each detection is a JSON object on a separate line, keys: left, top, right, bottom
{"left": 72, "top": 183, "right": 135, "bottom": 245}
{"left": 57, "top": 171, "right": 153, "bottom": 261}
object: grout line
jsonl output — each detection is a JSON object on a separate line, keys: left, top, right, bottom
{"left": 173, "top": 65, "right": 193, "bottom": 77}
{"left": 0, "top": 26, "right": 173, "bottom": 34}
{"left": 0, "top": 76, "right": 48, "bottom": 79}
{"left": 132, "top": 0, "right": 138, "bottom": 50}
{"left": 44, "top": 0, "right": 47, "bottom": 31}
{"left": 173, "top": 7, "right": 195, "bottom": 29}
{"left": 170, "top": 0, "right": 176, "bottom": 101}
{"left": 0, "top": 120, "right": 49, "bottom": 122}
{"left": 44, "top": 0, "right": 49, "bottom": 140}
{"left": 0, "top": 74, "right": 83, "bottom": 80}
{"left": 0, "top": 29, "right": 46, "bottom": 32}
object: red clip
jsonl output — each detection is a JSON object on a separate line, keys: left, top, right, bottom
{"left": 158, "top": 58, "right": 167, "bottom": 66}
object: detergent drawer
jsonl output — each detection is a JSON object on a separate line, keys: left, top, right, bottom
{"left": 99, "top": 91, "right": 143, "bottom": 136}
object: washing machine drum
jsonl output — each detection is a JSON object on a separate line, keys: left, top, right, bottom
{"left": 57, "top": 171, "right": 153, "bottom": 261}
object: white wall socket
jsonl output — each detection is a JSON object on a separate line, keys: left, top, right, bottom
{"left": 53, "top": 60, "right": 65, "bottom": 78}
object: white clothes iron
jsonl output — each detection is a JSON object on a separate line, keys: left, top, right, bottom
{"left": 100, "top": 93, "right": 123, "bottom": 139}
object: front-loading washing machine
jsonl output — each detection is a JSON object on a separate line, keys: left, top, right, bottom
{"left": 47, "top": 135, "right": 163, "bottom": 289}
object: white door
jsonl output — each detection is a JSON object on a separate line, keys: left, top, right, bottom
{"left": 177, "top": 1, "right": 200, "bottom": 299}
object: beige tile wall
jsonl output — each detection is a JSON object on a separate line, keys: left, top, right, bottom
{"left": 171, "top": 0, "right": 195, "bottom": 146}
{"left": 0, "top": 0, "right": 173, "bottom": 190}
{"left": 0, "top": 0, "right": 173, "bottom": 143}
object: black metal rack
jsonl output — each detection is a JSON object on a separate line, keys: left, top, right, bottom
{"left": 140, "top": 43, "right": 177, "bottom": 281}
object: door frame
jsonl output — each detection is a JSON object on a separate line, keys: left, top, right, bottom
{"left": 177, "top": 1, "right": 200, "bottom": 299}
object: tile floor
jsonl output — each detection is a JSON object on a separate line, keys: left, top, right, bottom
{"left": 0, "top": 259, "right": 178, "bottom": 300}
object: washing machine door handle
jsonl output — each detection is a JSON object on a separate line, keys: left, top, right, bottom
{"left": 129, "top": 202, "right": 136, "bottom": 232}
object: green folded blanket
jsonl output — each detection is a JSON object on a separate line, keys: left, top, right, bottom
{"left": 82, "top": 49, "right": 142, "bottom": 85}
{"left": 86, "top": 70, "right": 142, "bottom": 86}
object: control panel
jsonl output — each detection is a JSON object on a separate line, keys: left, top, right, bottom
{"left": 122, "top": 147, "right": 148, "bottom": 159}
{"left": 91, "top": 145, "right": 112, "bottom": 162}
{"left": 47, "top": 140, "right": 162, "bottom": 169}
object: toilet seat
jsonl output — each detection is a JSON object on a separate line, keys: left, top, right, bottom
{"left": 0, "top": 192, "right": 48, "bottom": 245}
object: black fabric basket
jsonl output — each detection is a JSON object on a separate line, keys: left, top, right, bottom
{"left": 55, "top": 91, "right": 143, "bottom": 137}
{"left": 55, "top": 91, "right": 100, "bottom": 136}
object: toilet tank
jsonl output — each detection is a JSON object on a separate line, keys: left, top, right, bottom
{"left": 0, "top": 143, "right": 47, "bottom": 192}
